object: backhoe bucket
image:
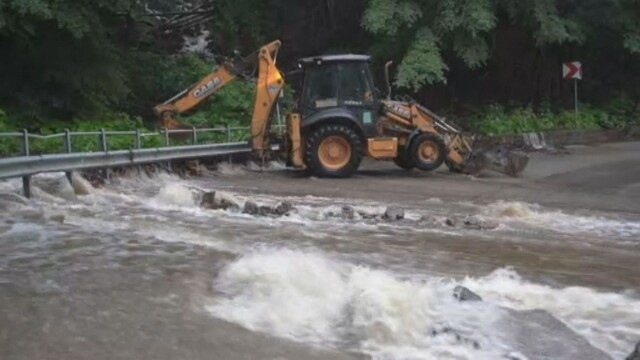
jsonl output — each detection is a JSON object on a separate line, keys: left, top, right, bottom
{"left": 462, "top": 146, "right": 529, "bottom": 177}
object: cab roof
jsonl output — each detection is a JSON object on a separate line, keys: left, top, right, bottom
{"left": 298, "top": 54, "right": 371, "bottom": 67}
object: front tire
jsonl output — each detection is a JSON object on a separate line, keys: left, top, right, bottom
{"left": 410, "top": 133, "right": 446, "bottom": 171}
{"left": 305, "top": 124, "right": 363, "bottom": 178}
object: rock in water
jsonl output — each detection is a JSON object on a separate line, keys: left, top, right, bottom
{"left": 242, "top": 201, "right": 259, "bottom": 215}
{"left": 463, "top": 216, "right": 500, "bottom": 230}
{"left": 453, "top": 285, "right": 483, "bottom": 302}
{"left": 627, "top": 342, "right": 640, "bottom": 360}
{"left": 258, "top": 206, "right": 274, "bottom": 217}
{"left": 358, "top": 211, "right": 378, "bottom": 220}
{"left": 200, "top": 192, "right": 217, "bottom": 209}
{"left": 200, "top": 191, "right": 240, "bottom": 211}
{"left": 274, "top": 201, "right": 294, "bottom": 216}
{"left": 341, "top": 206, "right": 355, "bottom": 220}
{"left": 383, "top": 207, "right": 405, "bottom": 221}
{"left": 445, "top": 217, "right": 461, "bottom": 227}
{"left": 498, "top": 308, "right": 612, "bottom": 360}
{"left": 49, "top": 214, "right": 65, "bottom": 224}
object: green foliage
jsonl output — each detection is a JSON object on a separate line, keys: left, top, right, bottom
{"left": 396, "top": 28, "right": 448, "bottom": 90}
{"left": 181, "top": 81, "right": 256, "bottom": 127}
{"left": 470, "top": 104, "right": 625, "bottom": 136}
{"left": 361, "top": 0, "right": 638, "bottom": 91}
{"left": 362, "top": 0, "right": 422, "bottom": 36}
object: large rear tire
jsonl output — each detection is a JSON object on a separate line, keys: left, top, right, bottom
{"left": 305, "top": 124, "right": 363, "bottom": 178}
{"left": 410, "top": 133, "right": 446, "bottom": 171}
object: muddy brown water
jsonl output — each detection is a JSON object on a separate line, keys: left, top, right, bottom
{"left": 1, "top": 142, "right": 639, "bottom": 360}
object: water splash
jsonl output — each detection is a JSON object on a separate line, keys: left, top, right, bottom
{"left": 208, "top": 248, "right": 638, "bottom": 360}
{"left": 481, "top": 200, "right": 640, "bottom": 240}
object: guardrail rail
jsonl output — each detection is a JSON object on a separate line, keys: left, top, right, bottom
{"left": 0, "top": 126, "right": 283, "bottom": 197}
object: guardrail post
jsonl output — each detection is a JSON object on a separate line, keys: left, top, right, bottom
{"left": 135, "top": 129, "right": 141, "bottom": 149}
{"left": 99, "top": 129, "right": 108, "bottom": 180}
{"left": 226, "top": 124, "right": 232, "bottom": 162}
{"left": 134, "top": 129, "right": 142, "bottom": 175}
{"left": 192, "top": 126, "right": 197, "bottom": 145}
{"left": 64, "top": 129, "right": 72, "bottom": 183}
{"left": 21, "top": 129, "right": 31, "bottom": 198}
{"left": 163, "top": 128, "right": 169, "bottom": 147}
{"left": 163, "top": 128, "right": 171, "bottom": 172}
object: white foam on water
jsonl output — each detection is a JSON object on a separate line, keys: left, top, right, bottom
{"left": 462, "top": 268, "right": 640, "bottom": 359}
{"left": 209, "top": 248, "right": 523, "bottom": 360}
{"left": 215, "top": 162, "right": 247, "bottom": 176}
{"left": 152, "top": 183, "right": 198, "bottom": 207}
{"left": 245, "top": 160, "right": 288, "bottom": 171}
{"left": 208, "top": 248, "right": 639, "bottom": 360}
{"left": 481, "top": 200, "right": 640, "bottom": 240}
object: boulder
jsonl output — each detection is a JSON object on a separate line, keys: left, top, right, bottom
{"left": 358, "top": 210, "right": 379, "bottom": 220}
{"left": 200, "top": 192, "right": 217, "bottom": 208}
{"left": 258, "top": 205, "right": 274, "bottom": 217}
{"left": 200, "top": 191, "right": 240, "bottom": 211}
{"left": 341, "top": 206, "right": 355, "bottom": 220}
{"left": 463, "top": 216, "right": 500, "bottom": 230}
{"left": 48, "top": 214, "right": 65, "bottom": 224}
{"left": 498, "top": 308, "right": 612, "bottom": 360}
{"left": 453, "top": 285, "right": 483, "bottom": 302}
{"left": 627, "top": 342, "right": 640, "bottom": 360}
{"left": 430, "top": 326, "right": 480, "bottom": 349}
{"left": 274, "top": 201, "right": 294, "bottom": 216}
{"left": 445, "top": 216, "right": 499, "bottom": 230}
{"left": 383, "top": 207, "right": 405, "bottom": 221}
{"left": 445, "top": 217, "right": 461, "bottom": 227}
{"left": 419, "top": 214, "right": 441, "bottom": 226}
{"left": 242, "top": 201, "right": 259, "bottom": 215}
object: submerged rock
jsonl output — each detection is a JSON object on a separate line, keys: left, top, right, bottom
{"left": 445, "top": 217, "right": 461, "bottom": 227}
{"left": 358, "top": 210, "right": 378, "bottom": 220}
{"left": 627, "top": 342, "right": 640, "bottom": 360}
{"left": 341, "top": 205, "right": 355, "bottom": 220}
{"left": 241, "top": 200, "right": 294, "bottom": 217}
{"left": 383, "top": 207, "right": 405, "bottom": 221}
{"left": 49, "top": 214, "right": 65, "bottom": 224}
{"left": 258, "top": 205, "right": 274, "bottom": 217}
{"left": 464, "top": 216, "right": 500, "bottom": 230}
{"left": 200, "top": 191, "right": 240, "bottom": 211}
{"left": 445, "top": 215, "right": 499, "bottom": 230}
{"left": 430, "top": 326, "right": 480, "bottom": 349}
{"left": 453, "top": 285, "right": 483, "bottom": 302}
{"left": 242, "top": 201, "right": 259, "bottom": 215}
{"left": 274, "top": 201, "right": 294, "bottom": 216}
{"left": 498, "top": 308, "right": 612, "bottom": 360}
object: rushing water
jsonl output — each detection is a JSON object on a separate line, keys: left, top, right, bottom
{"left": 0, "top": 168, "right": 639, "bottom": 360}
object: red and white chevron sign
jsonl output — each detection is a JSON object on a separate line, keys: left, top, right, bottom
{"left": 563, "top": 61, "right": 582, "bottom": 80}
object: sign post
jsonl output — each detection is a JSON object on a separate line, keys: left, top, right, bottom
{"left": 563, "top": 61, "right": 582, "bottom": 116}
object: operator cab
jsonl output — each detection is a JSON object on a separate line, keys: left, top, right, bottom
{"left": 297, "top": 55, "right": 379, "bottom": 136}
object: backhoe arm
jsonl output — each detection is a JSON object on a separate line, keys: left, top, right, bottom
{"left": 153, "top": 64, "right": 238, "bottom": 129}
{"left": 153, "top": 40, "right": 285, "bottom": 159}
{"left": 250, "top": 40, "right": 285, "bottom": 156}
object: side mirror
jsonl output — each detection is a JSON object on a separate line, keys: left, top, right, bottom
{"left": 384, "top": 60, "right": 393, "bottom": 100}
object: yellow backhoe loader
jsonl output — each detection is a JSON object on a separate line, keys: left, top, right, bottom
{"left": 154, "top": 40, "right": 529, "bottom": 178}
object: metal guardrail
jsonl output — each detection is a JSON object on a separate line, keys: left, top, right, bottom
{"left": 0, "top": 125, "right": 284, "bottom": 197}
{"left": 0, "top": 126, "right": 254, "bottom": 156}
{"left": 0, "top": 142, "right": 256, "bottom": 180}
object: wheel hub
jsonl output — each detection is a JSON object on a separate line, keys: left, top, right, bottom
{"left": 419, "top": 142, "right": 439, "bottom": 162}
{"left": 318, "top": 136, "right": 351, "bottom": 170}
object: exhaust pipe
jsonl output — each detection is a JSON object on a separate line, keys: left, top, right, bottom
{"left": 384, "top": 61, "right": 393, "bottom": 100}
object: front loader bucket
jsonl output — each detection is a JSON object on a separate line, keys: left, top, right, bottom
{"left": 462, "top": 147, "right": 529, "bottom": 177}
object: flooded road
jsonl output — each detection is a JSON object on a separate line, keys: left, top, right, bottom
{"left": 1, "top": 142, "right": 639, "bottom": 360}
